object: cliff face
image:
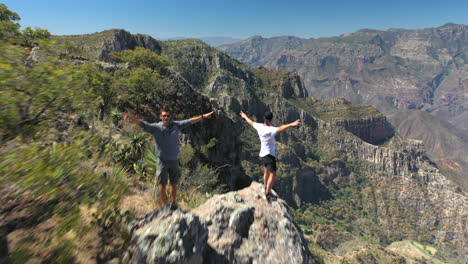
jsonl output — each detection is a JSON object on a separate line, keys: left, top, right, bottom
{"left": 333, "top": 116, "right": 394, "bottom": 144}
{"left": 305, "top": 118, "right": 467, "bottom": 257}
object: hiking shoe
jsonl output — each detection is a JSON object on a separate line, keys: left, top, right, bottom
{"left": 170, "top": 203, "right": 179, "bottom": 210}
{"left": 266, "top": 193, "right": 276, "bottom": 202}
{"left": 161, "top": 204, "right": 170, "bottom": 211}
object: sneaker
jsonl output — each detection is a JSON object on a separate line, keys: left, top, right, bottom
{"left": 266, "top": 193, "right": 276, "bottom": 202}
{"left": 170, "top": 203, "right": 179, "bottom": 210}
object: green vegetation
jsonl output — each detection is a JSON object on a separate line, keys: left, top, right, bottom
{"left": 0, "top": 3, "right": 21, "bottom": 41}
{"left": 251, "top": 66, "right": 292, "bottom": 94}
{"left": 110, "top": 46, "right": 170, "bottom": 71}
{"left": 0, "top": 131, "right": 129, "bottom": 261}
{"left": 0, "top": 5, "right": 226, "bottom": 261}
{"left": 288, "top": 97, "right": 382, "bottom": 121}
{"left": 52, "top": 29, "right": 124, "bottom": 59}
{"left": 161, "top": 38, "right": 250, "bottom": 95}
{"left": 0, "top": 40, "right": 92, "bottom": 139}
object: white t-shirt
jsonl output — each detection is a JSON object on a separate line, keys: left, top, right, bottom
{"left": 253, "top": 122, "right": 279, "bottom": 157}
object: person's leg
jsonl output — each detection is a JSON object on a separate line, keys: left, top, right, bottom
{"left": 266, "top": 171, "right": 276, "bottom": 194}
{"left": 156, "top": 159, "right": 169, "bottom": 206}
{"left": 265, "top": 155, "right": 277, "bottom": 195}
{"left": 159, "top": 184, "right": 168, "bottom": 205}
{"left": 263, "top": 166, "right": 269, "bottom": 193}
{"left": 168, "top": 160, "right": 180, "bottom": 207}
{"left": 170, "top": 184, "right": 177, "bottom": 205}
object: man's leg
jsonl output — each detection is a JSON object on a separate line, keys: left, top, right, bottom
{"left": 159, "top": 184, "right": 168, "bottom": 205}
{"left": 168, "top": 160, "right": 180, "bottom": 209}
{"left": 266, "top": 171, "right": 276, "bottom": 194}
{"left": 156, "top": 159, "right": 169, "bottom": 206}
{"left": 263, "top": 166, "right": 269, "bottom": 193}
{"left": 170, "top": 183, "right": 177, "bottom": 205}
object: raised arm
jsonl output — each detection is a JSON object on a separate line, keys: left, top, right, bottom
{"left": 276, "top": 119, "right": 301, "bottom": 133}
{"left": 240, "top": 111, "right": 254, "bottom": 126}
{"left": 189, "top": 111, "right": 214, "bottom": 124}
{"left": 122, "top": 112, "right": 140, "bottom": 125}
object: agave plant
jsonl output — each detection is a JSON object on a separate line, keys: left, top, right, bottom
{"left": 110, "top": 108, "right": 122, "bottom": 126}
{"left": 130, "top": 134, "right": 146, "bottom": 156}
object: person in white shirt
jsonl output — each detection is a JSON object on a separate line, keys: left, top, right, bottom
{"left": 240, "top": 111, "right": 301, "bottom": 200}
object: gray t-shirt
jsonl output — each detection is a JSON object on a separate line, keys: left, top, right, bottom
{"left": 139, "top": 119, "right": 192, "bottom": 160}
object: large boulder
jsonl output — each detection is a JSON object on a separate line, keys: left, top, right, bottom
{"left": 193, "top": 182, "right": 312, "bottom": 264}
{"left": 124, "top": 209, "right": 207, "bottom": 264}
{"left": 124, "top": 182, "right": 313, "bottom": 264}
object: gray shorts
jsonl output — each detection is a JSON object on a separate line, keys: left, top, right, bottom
{"left": 156, "top": 159, "right": 180, "bottom": 185}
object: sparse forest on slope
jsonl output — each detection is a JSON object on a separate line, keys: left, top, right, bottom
{"left": 1, "top": 4, "right": 466, "bottom": 263}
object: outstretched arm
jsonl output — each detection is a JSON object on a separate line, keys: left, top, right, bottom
{"left": 276, "top": 119, "right": 301, "bottom": 133}
{"left": 240, "top": 111, "right": 254, "bottom": 126}
{"left": 189, "top": 111, "right": 214, "bottom": 124}
{"left": 122, "top": 112, "right": 140, "bottom": 125}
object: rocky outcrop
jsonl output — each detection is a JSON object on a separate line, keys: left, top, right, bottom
{"left": 279, "top": 71, "right": 308, "bottom": 98}
{"left": 333, "top": 116, "right": 394, "bottom": 144}
{"left": 193, "top": 182, "right": 311, "bottom": 264}
{"left": 100, "top": 30, "right": 162, "bottom": 61}
{"left": 124, "top": 209, "right": 207, "bottom": 264}
{"left": 124, "top": 182, "right": 313, "bottom": 264}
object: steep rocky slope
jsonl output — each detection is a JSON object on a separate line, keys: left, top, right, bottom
{"left": 388, "top": 110, "right": 468, "bottom": 184}
{"left": 219, "top": 23, "right": 468, "bottom": 177}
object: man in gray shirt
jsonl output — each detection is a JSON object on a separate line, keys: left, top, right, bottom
{"left": 123, "top": 108, "right": 214, "bottom": 209}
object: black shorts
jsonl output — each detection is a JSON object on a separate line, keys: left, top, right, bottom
{"left": 261, "top": 154, "right": 277, "bottom": 172}
{"left": 156, "top": 159, "right": 180, "bottom": 185}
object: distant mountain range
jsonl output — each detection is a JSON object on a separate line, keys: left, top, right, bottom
{"left": 165, "top": 36, "right": 244, "bottom": 47}
{"left": 219, "top": 23, "right": 468, "bottom": 178}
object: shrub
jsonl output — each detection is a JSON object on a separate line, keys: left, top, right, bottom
{"left": 0, "top": 131, "right": 129, "bottom": 236}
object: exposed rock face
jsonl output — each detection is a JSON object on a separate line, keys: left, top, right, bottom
{"left": 124, "top": 209, "right": 207, "bottom": 264}
{"left": 277, "top": 71, "right": 308, "bottom": 98}
{"left": 319, "top": 123, "right": 468, "bottom": 256}
{"left": 193, "top": 182, "right": 311, "bottom": 264}
{"left": 333, "top": 116, "right": 394, "bottom": 144}
{"left": 125, "top": 182, "right": 313, "bottom": 264}
{"left": 100, "top": 30, "right": 162, "bottom": 61}
{"left": 388, "top": 110, "right": 468, "bottom": 180}
{"left": 309, "top": 98, "right": 395, "bottom": 144}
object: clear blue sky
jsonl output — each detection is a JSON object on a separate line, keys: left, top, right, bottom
{"left": 3, "top": 0, "right": 468, "bottom": 39}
